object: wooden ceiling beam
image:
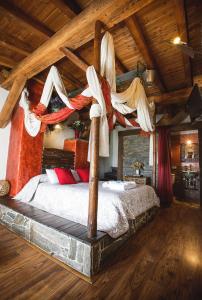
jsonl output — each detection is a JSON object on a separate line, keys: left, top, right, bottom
{"left": 157, "top": 110, "right": 188, "bottom": 126}
{"left": 173, "top": 0, "right": 192, "bottom": 87}
{"left": 60, "top": 47, "right": 89, "bottom": 72}
{"left": 149, "top": 87, "right": 192, "bottom": 104}
{"left": 0, "top": 75, "right": 26, "bottom": 127}
{"left": 0, "top": 32, "right": 32, "bottom": 57}
{"left": 50, "top": 0, "right": 81, "bottom": 18}
{"left": 125, "top": 15, "right": 166, "bottom": 92}
{"left": 60, "top": 5, "right": 128, "bottom": 74}
{"left": 1, "top": 0, "right": 154, "bottom": 91}
{"left": 63, "top": 73, "right": 83, "bottom": 89}
{"left": 115, "top": 55, "right": 128, "bottom": 73}
{"left": 0, "top": 0, "right": 53, "bottom": 38}
{"left": 0, "top": 56, "right": 16, "bottom": 69}
{"left": 63, "top": 0, "right": 82, "bottom": 14}
{"left": 58, "top": 63, "right": 84, "bottom": 89}
{"left": 0, "top": 42, "right": 81, "bottom": 90}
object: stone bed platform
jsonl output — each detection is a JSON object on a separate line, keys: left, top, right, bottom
{"left": 0, "top": 197, "right": 158, "bottom": 281}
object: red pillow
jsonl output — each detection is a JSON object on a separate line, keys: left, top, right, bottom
{"left": 54, "top": 168, "right": 77, "bottom": 185}
{"left": 76, "top": 168, "right": 90, "bottom": 183}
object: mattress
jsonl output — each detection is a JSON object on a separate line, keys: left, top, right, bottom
{"left": 14, "top": 175, "right": 160, "bottom": 238}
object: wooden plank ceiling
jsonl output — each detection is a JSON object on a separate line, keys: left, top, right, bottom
{"left": 0, "top": 0, "right": 201, "bottom": 99}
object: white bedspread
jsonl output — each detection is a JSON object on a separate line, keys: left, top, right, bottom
{"left": 14, "top": 176, "right": 159, "bottom": 238}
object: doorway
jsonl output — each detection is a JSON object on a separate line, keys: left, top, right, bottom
{"left": 170, "top": 130, "right": 200, "bottom": 206}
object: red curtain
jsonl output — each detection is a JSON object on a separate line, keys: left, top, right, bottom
{"left": 157, "top": 127, "right": 173, "bottom": 206}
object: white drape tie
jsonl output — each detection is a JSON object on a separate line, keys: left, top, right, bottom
{"left": 86, "top": 66, "right": 109, "bottom": 158}
{"left": 20, "top": 89, "right": 41, "bottom": 137}
{"left": 90, "top": 104, "right": 102, "bottom": 119}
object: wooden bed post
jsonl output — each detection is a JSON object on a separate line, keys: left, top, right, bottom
{"left": 87, "top": 20, "right": 102, "bottom": 238}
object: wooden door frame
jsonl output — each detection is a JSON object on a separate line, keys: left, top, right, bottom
{"left": 170, "top": 122, "right": 202, "bottom": 207}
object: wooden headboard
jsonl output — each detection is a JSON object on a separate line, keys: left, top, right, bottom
{"left": 42, "top": 148, "right": 75, "bottom": 173}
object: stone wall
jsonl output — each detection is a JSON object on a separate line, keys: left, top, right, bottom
{"left": 0, "top": 204, "right": 92, "bottom": 277}
{"left": 123, "top": 135, "right": 152, "bottom": 181}
{"left": 0, "top": 202, "right": 158, "bottom": 279}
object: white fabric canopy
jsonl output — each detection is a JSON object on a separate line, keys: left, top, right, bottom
{"left": 100, "top": 32, "right": 116, "bottom": 92}
{"left": 20, "top": 31, "right": 154, "bottom": 159}
{"left": 20, "top": 65, "right": 75, "bottom": 137}
{"left": 40, "top": 65, "right": 74, "bottom": 109}
{"left": 100, "top": 31, "right": 154, "bottom": 132}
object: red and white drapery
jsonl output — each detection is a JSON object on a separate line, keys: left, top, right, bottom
{"left": 20, "top": 31, "right": 154, "bottom": 160}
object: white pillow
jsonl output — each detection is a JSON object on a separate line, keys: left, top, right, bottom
{"left": 70, "top": 169, "right": 81, "bottom": 182}
{"left": 46, "top": 169, "right": 59, "bottom": 184}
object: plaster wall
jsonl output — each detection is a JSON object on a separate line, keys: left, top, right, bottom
{"left": 44, "top": 128, "right": 75, "bottom": 149}
{"left": 0, "top": 88, "right": 10, "bottom": 180}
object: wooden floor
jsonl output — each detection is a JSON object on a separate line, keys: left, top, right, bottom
{"left": 0, "top": 202, "right": 202, "bottom": 300}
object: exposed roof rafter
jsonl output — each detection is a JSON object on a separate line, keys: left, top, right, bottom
{"left": 51, "top": 0, "right": 82, "bottom": 18}
{"left": 0, "top": 32, "right": 33, "bottom": 56}
{"left": 0, "top": 55, "right": 16, "bottom": 69}
{"left": 60, "top": 47, "right": 89, "bottom": 73}
{"left": 115, "top": 54, "right": 128, "bottom": 73}
{"left": 1, "top": 0, "right": 154, "bottom": 90}
{"left": 149, "top": 86, "right": 192, "bottom": 104}
{"left": 125, "top": 15, "right": 166, "bottom": 92}
{"left": 0, "top": 75, "right": 26, "bottom": 127}
{"left": 173, "top": 0, "right": 192, "bottom": 87}
{"left": 0, "top": 0, "right": 54, "bottom": 38}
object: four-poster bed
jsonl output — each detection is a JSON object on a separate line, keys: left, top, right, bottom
{"left": 0, "top": 16, "right": 159, "bottom": 280}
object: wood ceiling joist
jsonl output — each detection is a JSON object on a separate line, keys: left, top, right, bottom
{"left": 1, "top": 0, "right": 155, "bottom": 91}
{"left": 60, "top": 47, "right": 89, "bottom": 73}
{"left": 149, "top": 86, "right": 192, "bottom": 104}
{"left": 0, "top": 0, "right": 54, "bottom": 38}
{"left": 63, "top": 72, "right": 83, "bottom": 89}
{"left": 115, "top": 55, "right": 128, "bottom": 73}
{"left": 157, "top": 110, "right": 188, "bottom": 127}
{"left": 173, "top": 0, "right": 192, "bottom": 87}
{"left": 63, "top": 0, "right": 82, "bottom": 14}
{"left": 0, "top": 75, "right": 26, "bottom": 128}
{"left": 0, "top": 32, "right": 32, "bottom": 57}
{"left": 59, "top": 4, "right": 128, "bottom": 74}
{"left": 0, "top": 56, "right": 16, "bottom": 69}
{"left": 51, "top": 0, "right": 81, "bottom": 18}
{"left": 125, "top": 15, "right": 166, "bottom": 92}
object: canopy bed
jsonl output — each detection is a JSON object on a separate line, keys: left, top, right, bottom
{"left": 0, "top": 20, "right": 159, "bottom": 281}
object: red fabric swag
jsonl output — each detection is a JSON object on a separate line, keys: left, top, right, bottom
{"left": 114, "top": 110, "right": 127, "bottom": 127}
{"left": 70, "top": 95, "right": 92, "bottom": 110}
{"left": 101, "top": 78, "right": 114, "bottom": 131}
{"left": 33, "top": 103, "right": 47, "bottom": 116}
{"left": 37, "top": 107, "right": 76, "bottom": 124}
{"left": 32, "top": 94, "right": 92, "bottom": 127}
{"left": 31, "top": 77, "right": 143, "bottom": 134}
